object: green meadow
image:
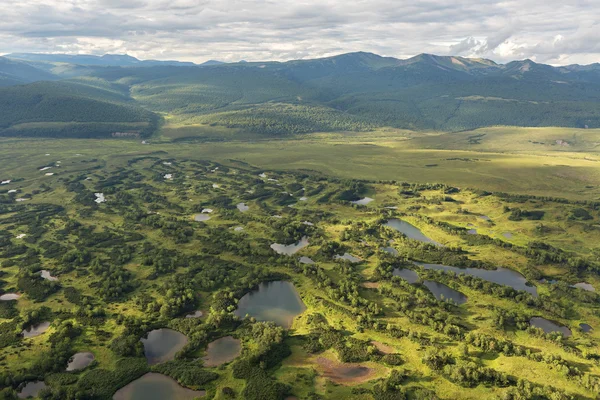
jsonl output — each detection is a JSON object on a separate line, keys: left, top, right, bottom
{"left": 1, "top": 125, "right": 600, "bottom": 399}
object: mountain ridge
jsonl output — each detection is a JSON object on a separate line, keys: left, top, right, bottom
{"left": 2, "top": 50, "right": 600, "bottom": 138}
{"left": 6, "top": 50, "right": 600, "bottom": 69}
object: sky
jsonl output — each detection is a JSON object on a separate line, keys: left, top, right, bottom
{"left": 0, "top": 0, "right": 599, "bottom": 65}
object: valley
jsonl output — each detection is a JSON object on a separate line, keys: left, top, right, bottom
{"left": 1, "top": 50, "right": 600, "bottom": 400}
{"left": 1, "top": 138, "right": 600, "bottom": 399}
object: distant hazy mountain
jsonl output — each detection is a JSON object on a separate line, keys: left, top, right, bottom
{"left": 0, "top": 56, "right": 57, "bottom": 86}
{"left": 2, "top": 51, "right": 600, "bottom": 138}
{"left": 200, "top": 60, "right": 226, "bottom": 66}
{"left": 6, "top": 53, "right": 196, "bottom": 67}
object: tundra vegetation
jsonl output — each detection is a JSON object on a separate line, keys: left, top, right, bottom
{"left": 1, "top": 143, "right": 600, "bottom": 400}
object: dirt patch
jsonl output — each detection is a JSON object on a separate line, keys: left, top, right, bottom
{"left": 371, "top": 341, "right": 396, "bottom": 354}
{"left": 315, "top": 357, "right": 377, "bottom": 385}
{"left": 362, "top": 282, "right": 380, "bottom": 289}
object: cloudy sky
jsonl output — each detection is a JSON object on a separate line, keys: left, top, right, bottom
{"left": 1, "top": 0, "right": 598, "bottom": 65}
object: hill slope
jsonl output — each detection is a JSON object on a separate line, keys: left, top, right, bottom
{"left": 0, "top": 56, "right": 57, "bottom": 87}
{"left": 0, "top": 81, "right": 157, "bottom": 138}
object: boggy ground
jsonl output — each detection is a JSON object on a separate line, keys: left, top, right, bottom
{"left": 0, "top": 140, "right": 600, "bottom": 399}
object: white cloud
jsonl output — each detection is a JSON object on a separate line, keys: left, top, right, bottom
{"left": 0, "top": 0, "right": 598, "bottom": 65}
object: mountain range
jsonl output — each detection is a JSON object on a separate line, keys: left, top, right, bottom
{"left": 1, "top": 51, "right": 600, "bottom": 138}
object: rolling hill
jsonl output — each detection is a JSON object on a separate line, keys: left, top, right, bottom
{"left": 2, "top": 51, "right": 600, "bottom": 138}
{"left": 0, "top": 80, "right": 157, "bottom": 138}
{"left": 0, "top": 56, "right": 57, "bottom": 87}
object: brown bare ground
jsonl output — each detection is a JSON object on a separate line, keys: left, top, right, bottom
{"left": 371, "top": 341, "right": 396, "bottom": 354}
{"left": 315, "top": 357, "right": 377, "bottom": 385}
{"left": 362, "top": 282, "right": 380, "bottom": 289}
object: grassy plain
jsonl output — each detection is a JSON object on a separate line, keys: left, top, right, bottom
{"left": 2, "top": 126, "right": 600, "bottom": 399}
{"left": 3, "top": 125, "right": 600, "bottom": 200}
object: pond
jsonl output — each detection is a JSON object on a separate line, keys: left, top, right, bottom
{"left": 202, "top": 336, "right": 241, "bottom": 367}
{"left": 530, "top": 317, "right": 572, "bottom": 337}
{"left": 299, "top": 256, "right": 315, "bottom": 264}
{"left": 392, "top": 268, "right": 419, "bottom": 284}
{"left": 40, "top": 270, "right": 58, "bottom": 281}
{"left": 415, "top": 262, "right": 537, "bottom": 297}
{"left": 467, "top": 229, "right": 477, "bottom": 235}
{"left": 423, "top": 281, "right": 467, "bottom": 305}
{"left": 94, "top": 193, "right": 106, "bottom": 204}
{"left": 141, "top": 329, "right": 188, "bottom": 365}
{"left": 18, "top": 381, "right": 47, "bottom": 399}
{"left": 234, "top": 281, "right": 306, "bottom": 328}
{"left": 0, "top": 293, "right": 21, "bottom": 301}
{"left": 22, "top": 321, "right": 50, "bottom": 338}
{"left": 580, "top": 323, "right": 593, "bottom": 333}
{"left": 334, "top": 253, "right": 361, "bottom": 263}
{"left": 384, "top": 219, "right": 441, "bottom": 246}
{"left": 194, "top": 214, "right": 210, "bottom": 222}
{"left": 572, "top": 282, "right": 595, "bottom": 292}
{"left": 66, "top": 352, "right": 95, "bottom": 371}
{"left": 381, "top": 247, "right": 399, "bottom": 256}
{"left": 185, "top": 311, "right": 203, "bottom": 318}
{"left": 112, "top": 373, "right": 205, "bottom": 400}
{"left": 350, "top": 197, "right": 374, "bottom": 206}
{"left": 270, "top": 236, "right": 309, "bottom": 255}
{"left": 236, "top": 202, "right": 249, "bottom": 212}
{"left": 502, "top": 232, "right": 513, "bottom": 239}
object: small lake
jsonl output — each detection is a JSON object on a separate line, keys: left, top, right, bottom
{"left": 350, "top": 197, "right": 374, "bottom": 206}
{"left": 415, "top": 262, "right": 537, "bottom": 297}
{"left": 141, "top": 329, "right": 188, "bottom": 365}
{"left": 271, "top": 236, "right": 309, "bottom": 255}
{"left": 381, "top": 247, "right": 399, "bottom": 256}
{"left": 194, "top": 214, "right": 210, "bottom": 222}
{"left": 572, "top": 282, "right": 595, "bottom": 292}
{"left": 112, "top": 373, "right": 205, "bottom": 400}
{"left": 185, "top": 311, "right": 203, "bottom": 318}
{"left": 530, "top": 317, "right": 572, "bottom": 337}
{"left": 236, "top": 202, "right": 249, "bottom": 212}
{"left": 22, "top": 321, "right": 50, "bottom": 338}
{"left": 234, "top": 281, "right": 306, "bottom": 328}
{"left": 94, "top": 193, "right": 106, "bottom": 204}
{"left": 0, "top": 293, "right": 21, "bottom": 301}
{"left": 202, "top": 336, "right": 241, "bottom": 367}
{"left": 40, "top": 270, "right": 58, "bottom": 281}
{"left": 580, "top": 323, "right": 593, "bottom": 333}
{"left": 299, "top": 256, "right": 315, "bottom": 264}
{"left": 385, "top": 219, "right": 441, "bottom": 246}
{"left": 392, "top": 268, "right": 419, "bottom": 284}
{"left": 423, "top": 281, "right": 467, "bottom": 305}
{"left": 334, "top": 253, "right": 361, "bottom": 263}
{"left": 66, "top": 352, "right": 95, "bottom": 371}
{"left": 18, "top": 381, "right": 47, "bottom": 399}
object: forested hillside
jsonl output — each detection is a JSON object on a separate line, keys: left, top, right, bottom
{"left": 0, "top": 57, "right": 56, "bottom": 87}
{"left": 0, "top": 81, "right": 157, "bottom": 138}
{"left": 3, "top": 52, "right": 600, "bottom": 137}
